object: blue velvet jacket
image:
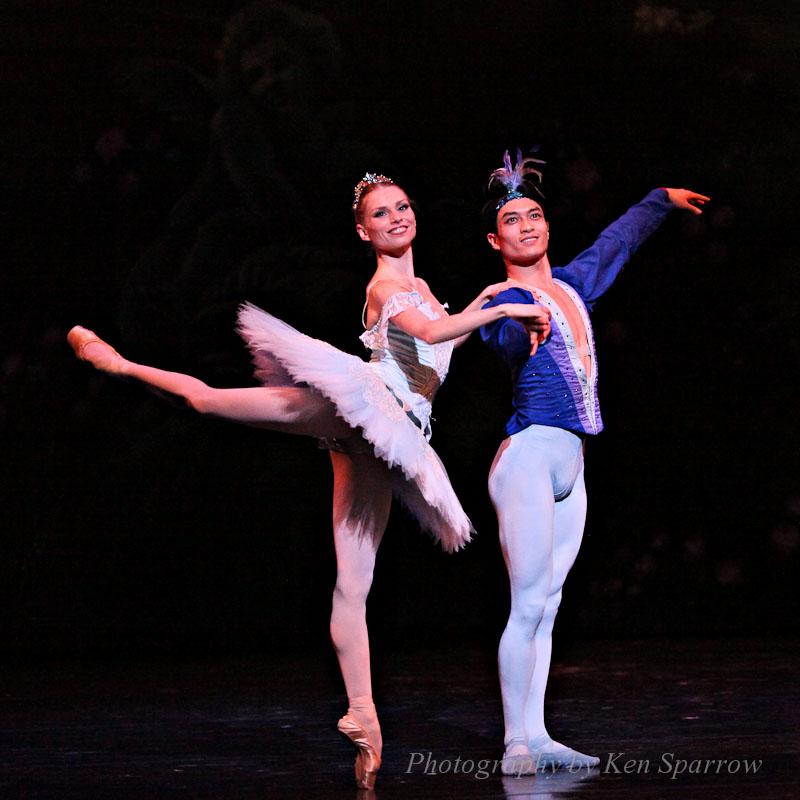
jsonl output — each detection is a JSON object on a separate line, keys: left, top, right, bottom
{"left": 481, "top": 188, "right": 674, "bottom": 437}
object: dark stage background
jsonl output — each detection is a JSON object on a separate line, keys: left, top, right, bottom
{"left": 2, "top": 0, "right": 798, "bottom": 663}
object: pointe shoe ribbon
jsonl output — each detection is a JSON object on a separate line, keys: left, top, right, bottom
{"left": 337, "top": 714, "right": 381, "bottom": 790}
{"left": 68, "top": 326, "right": 123, "bottom": 373}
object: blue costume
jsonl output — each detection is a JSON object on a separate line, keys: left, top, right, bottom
{"left": 479, "top": 188, "right": 676, "bottom": 769}
{"left": 481, "top": 188, "right": 674, "bottom": 436}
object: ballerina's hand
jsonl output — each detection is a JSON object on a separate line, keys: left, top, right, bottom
{"left": 480, "top": 278, "right": 530, "bottom": 302}
{"left": 664, "top": 188, "right": 710, "bottom": 215}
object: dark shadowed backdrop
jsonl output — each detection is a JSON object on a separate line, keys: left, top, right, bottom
{"left": 2, "top": 0, "right": 798, "bottom": 662}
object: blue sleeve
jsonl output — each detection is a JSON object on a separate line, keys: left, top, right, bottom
{"left": 480, "top": 287, "right": 534, "bottom": 363}
{"left": 552, "top": 188, "right": 674, "bottom": 310}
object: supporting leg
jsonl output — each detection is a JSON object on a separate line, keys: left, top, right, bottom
{"left": 524, "top": 463, "right": 587, "bottom": 741}
{"left": 490, "top": 426, "right": 598, "bottom": 773}
{"left": 489, "top": 434, "right": 555, "bottom": 767}
{"left": 329, "top": 449, "right": 391, "bottom": 783}
{"left": 524, "top": 463, "right": 599, "bottom": 768}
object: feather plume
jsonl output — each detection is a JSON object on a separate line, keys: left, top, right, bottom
{"left": 488, "top": 149, "right": 545, "bottom": 196}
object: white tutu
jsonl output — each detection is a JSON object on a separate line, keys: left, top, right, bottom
{"left": 237, "top": 302, "right": 472, "bottom": 552}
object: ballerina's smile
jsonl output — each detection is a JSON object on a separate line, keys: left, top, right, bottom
{"left": 355, "top": 184, "right": 418, "bottom": 252}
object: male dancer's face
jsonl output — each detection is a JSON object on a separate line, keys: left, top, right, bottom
{"left": 487, "top": 198, "right": 549, "bottom": 267}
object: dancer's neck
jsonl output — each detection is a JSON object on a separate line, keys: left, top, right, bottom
{"left": 505, "top": 255, "right": 553, "bottom": 290}
{"left": 373, "top": 247, "right": 416, "bottom": 285}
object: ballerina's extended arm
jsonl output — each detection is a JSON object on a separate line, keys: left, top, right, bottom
{"left": 368, "top": 279, "right": 552, "bottom": 355}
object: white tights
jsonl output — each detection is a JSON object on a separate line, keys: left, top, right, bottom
{"left": 83, "top": 342, "right": 388, "bottom": 753}
{"left": 489, "top": 425, "right": 587, "bottom": 751}
{"left": 329, "top": 449, "right": 390, "bottom": 754}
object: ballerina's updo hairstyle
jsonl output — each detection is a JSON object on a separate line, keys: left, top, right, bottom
{"left": 352, "top": 173, "right": 418, "bottom": 228}
{"left": 353, "top": 179, "right": 392, "bottom": 224}
{"left": 481, "top": 150, "right": 546, "bottom": 233}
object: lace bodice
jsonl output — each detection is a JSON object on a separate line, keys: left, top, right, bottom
{"left": 360, "top": 290, "right": 453, "bottom": 385}
{"left": 359, "top": 290, "right": 454, "bottom": 436}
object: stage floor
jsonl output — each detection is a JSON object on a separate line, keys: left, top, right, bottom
{"left": 3, "top": 636, "right": 797, "bottom": 799}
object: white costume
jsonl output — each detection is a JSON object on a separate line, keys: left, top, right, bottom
{"left": 237, "top": 289, "right": 472, "bottom": 552}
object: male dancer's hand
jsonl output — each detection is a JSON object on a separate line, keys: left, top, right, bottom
{"left": 505, "top": 303, "right": 552, "bottom": 355}
{"left": 665, "top": 188, "right": 710, "bottom": 215}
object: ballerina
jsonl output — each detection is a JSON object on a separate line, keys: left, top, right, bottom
{"left": 69, "top": 171, "right": 551, "bottom": 790}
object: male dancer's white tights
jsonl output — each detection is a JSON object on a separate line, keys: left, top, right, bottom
{"left": 489, "top": 424, "right": 586, "bottom": 752}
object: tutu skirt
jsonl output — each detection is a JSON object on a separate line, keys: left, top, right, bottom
{"left": 237, "top": 302, "right": 472, "bottom": 552}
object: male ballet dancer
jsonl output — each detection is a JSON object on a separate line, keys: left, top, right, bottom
{"left": 479, "top": 153, "right": 708, "bottom": 774}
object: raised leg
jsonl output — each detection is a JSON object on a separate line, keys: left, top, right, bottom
{"left": 68, "top": 326, "right": 353, "bottom": 438}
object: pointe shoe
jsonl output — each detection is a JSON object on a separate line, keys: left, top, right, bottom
{"left": 68, "top": 326, "right": 123, "bottom": 373}
{"left": 501, "top": 737, "right": 537, "bottom": 776}
{"left": 337, "top": 714, "right": 381, "bottom": 790}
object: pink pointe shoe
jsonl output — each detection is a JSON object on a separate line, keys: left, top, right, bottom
{"left": 337, "top": 714, "right": 381, "bottom": 790}
{"left": 67, "top": 326, "right": 123, "bottom": 373}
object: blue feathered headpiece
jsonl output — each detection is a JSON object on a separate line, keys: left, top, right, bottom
{"left": 489, "top": 149, "right": 545, "bottom": 211}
